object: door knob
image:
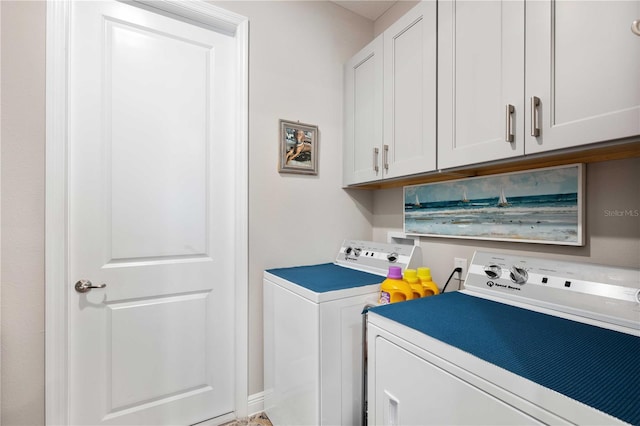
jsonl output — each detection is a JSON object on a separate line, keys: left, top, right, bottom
{"left": 632, "top": 19, "right": 640, "bottom": 36}
{"left": 75, "top": 280, "right": 107, "bottom": 293}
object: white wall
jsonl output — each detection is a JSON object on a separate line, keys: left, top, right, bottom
{"left": 373, "top": 157, "right": 640, "bottom": 289}
{"left": 213, "top": 0, "right": 375, "bottom": 396}
{"left": 1, "top": 1, "right": 46, "bottom": 425}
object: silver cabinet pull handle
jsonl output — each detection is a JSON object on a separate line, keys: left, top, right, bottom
{"left": 383, "top": 144, "right": 389, "bottom": 171}
{"left": 75, "top": 279, "right": 107, "bottom": 293}
{"left": 632, "top": 19, "right": 640, "bottom": 36}
{"left": 505, "top": 104, "right": 515, "bottom": 142}
{"left": 530, "top": 96, "right": 541, "bottom": 137}
{"left": 373, "top": 147, "right": 379, "bottom": 173}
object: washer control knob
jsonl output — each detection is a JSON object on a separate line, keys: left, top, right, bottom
{"left": 353, "top": 248, "right": 362, "bottom": 257}
{"left": 509, "top": 266, "right": 529, "bottom": 285}
{"left": 387, "top": 252, "right": 398, "bottom": 263}
{"left": 484, "top": 265, "right": 502, "bottom": 279}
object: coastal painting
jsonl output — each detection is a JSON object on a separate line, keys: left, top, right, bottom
{"left": 404, "top": 164, "right": 584, "bottom": 245}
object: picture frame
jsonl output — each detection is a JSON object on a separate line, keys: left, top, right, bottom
{"left": 278, "top": 119, "right": 318, "bottom": 175}
{"left": 403, "top": 164, "right": 585, "bottom": 246}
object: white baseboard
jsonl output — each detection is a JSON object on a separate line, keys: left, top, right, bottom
{"left": 193, "top": 393, "right": 265, "bottom": 425}
{"left": 247, "top": 391, "right": 265, "bottom": 416}
{"left": 192, "top": 412, "right": 235, "bottom": 425}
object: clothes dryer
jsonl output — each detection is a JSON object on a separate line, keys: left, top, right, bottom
{"left": 367, "top": 251, "right": 640, "bottom": 425}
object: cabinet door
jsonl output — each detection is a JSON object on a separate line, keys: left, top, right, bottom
{"left": 526, "top": 1, "right": 640, "bottom": 154}
{"left": 438, "top": 1, "right": 525, "bottom": 169}
{"left": 383, "top": 1, "right": 437, "bottom": 179}
{"left": 343, "top": 36, "right": 383, "bottom": 186}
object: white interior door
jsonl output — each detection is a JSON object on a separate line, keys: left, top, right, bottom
{"left": 68, "top": 1, "right": 237, "bottom": 424}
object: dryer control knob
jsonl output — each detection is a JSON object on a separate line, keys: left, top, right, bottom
{"left": 509, "top": 266, "right": 529, "bottom": 285}
{"left": 387, "top": 252, "right": 398, "bottom": 263}
{"left": 484, "top": 265, "right": 502, "bottom": 279}
{"left": 353, "top": 248, "right": 362, "bottom": 257}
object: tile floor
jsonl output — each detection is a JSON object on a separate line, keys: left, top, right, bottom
{"left": 221, "top": 412, "right": 272, "bottom": 426}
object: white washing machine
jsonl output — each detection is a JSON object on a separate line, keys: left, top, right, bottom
{"left": 263, "top": 240, "right": 422, "bottom": 426}
{"left": 367, "top": 251, "right": 640, "bottom": 425}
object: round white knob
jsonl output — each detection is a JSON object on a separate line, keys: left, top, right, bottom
{"left": 509, "top": 266, "right": 528, "bottom": 285}
{"left": 484, "top": 265, "right": 501, "bottom": 279}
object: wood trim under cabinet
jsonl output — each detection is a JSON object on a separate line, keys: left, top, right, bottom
{"left": 346, "top": 138, "right": 640, "bottom": 190}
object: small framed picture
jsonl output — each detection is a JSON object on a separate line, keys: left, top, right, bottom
{"left": 278, "top": 119, "right": 318, "bottom": 175}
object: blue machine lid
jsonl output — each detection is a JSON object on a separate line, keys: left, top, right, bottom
{"left": 266, "top": 263, "right": 384, "bottom": 293}
{"left": 371, "top": 292, "right": 640, "bottom": 425}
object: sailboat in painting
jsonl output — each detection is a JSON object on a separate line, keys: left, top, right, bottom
{"left": 414, "top": 194, "right": 422, "bottom": 208}
{"left": 462, "top": 189, "right": 470, "bottom": 203}
{"left": 497, "top": 188, "right": 509, "bottom": 207}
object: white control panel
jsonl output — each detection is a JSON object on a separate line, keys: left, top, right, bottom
{"left": 464, "top": 251, "right": 640, "bottom": 331}
{"left": 335, "top": 239, "right": 422, "bottom": 276}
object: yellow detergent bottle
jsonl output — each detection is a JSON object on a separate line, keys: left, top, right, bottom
{"left": 379, "top": 266, "right": 414, "bottom": 304}
{"left": 417, "top": 267, "right": 440, "bottom": 296}
{"left": 404, "top": 269, "right": 426, "bottom": 299}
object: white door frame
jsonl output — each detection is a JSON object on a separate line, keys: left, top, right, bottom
{"left": 44, "top": 1, "right": 249, "bottom": 424}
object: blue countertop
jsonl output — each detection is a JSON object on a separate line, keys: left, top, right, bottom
{"left": 266, "top": 263, "right": 384, "bottom": 293}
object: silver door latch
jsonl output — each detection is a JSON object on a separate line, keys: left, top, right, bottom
{"left": 75, "top": 280, "right": 107, "bottom": 293}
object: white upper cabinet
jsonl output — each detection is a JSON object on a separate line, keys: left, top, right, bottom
{"left": 343, "top": 1, "right": 436, "bottom": 186}
{"left": 525, "top": 1, "right": 640, "bottom": 154}
{"left": 347, "top": 0, "right": 638, "bottom": 184}
{"left": 438, "top": 1, "right": 525, "bottom": 169}
{"left": 440, "top": 0, "right": 640, "bottom": 170}
{"left": 383, "top": 0, "right": 437, "bottom": 180}
{"left": 344, "top": 36, "right": 383, "bottom": 186}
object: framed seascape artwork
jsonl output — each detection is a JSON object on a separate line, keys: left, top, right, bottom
{"left": 278, "top": 119, "right": 318, "bottom": 175}
{"left": 403, "top": 164, "right": 585, "bottom": 246}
